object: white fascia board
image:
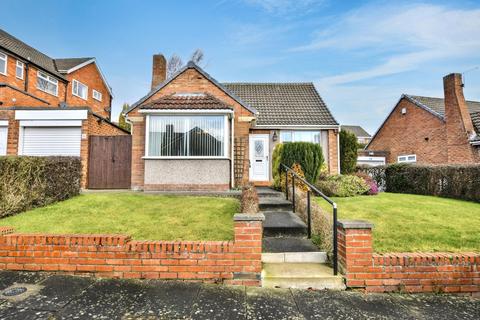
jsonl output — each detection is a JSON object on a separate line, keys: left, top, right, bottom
{"left": 15, "top": 110, "right": 88, "bottom": 120}
{"left": 139, "top": 109, "right": 234, "bottom": 115}
{"left": 19, "top": 120, "right": 82, "bottom": 127}
{"left": 0, "top": 120, "right": 8, "bottom": 126}
{"left": 254, "top": 124, "right": 340, "bottom": 130}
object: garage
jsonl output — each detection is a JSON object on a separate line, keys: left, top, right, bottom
{"left": 21, "top": 126, "right": 82, "bottom": 156}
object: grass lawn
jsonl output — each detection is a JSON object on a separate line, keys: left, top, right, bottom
{"left": 317, "top": 193, "right": 480, "bottom": 253}
{"left": 0, "top": 193, "right": 239, "bottom": 241}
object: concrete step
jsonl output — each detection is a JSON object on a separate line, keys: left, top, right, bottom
{"left": 263, "top": 237, "right": 319, "bottom": 253}
{"left": 259, "top": 198, "right": 292, "bottom": 211}
{"left": 257, "top": 187, "right": 285, "bottom": 199}
{"left": 262, "top": 252, "right": 327, "bottom": 264}
{"left": 262, "top": 263, "right": 345, "bottom": 290}
{"left": 263, "top": 211, "right": 307, "bottom": 237}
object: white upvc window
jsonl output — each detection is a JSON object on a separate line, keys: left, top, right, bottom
{"left": 37, "top": 71, "right": 58, "bottom": 96}
{"left": 16, "top": 60, "right": 24, "bottom": 79}
{"left": 280, "top": 130, "right": 321, "bottom": 143}
{"left": 146, "top": 115, "right": 228, "bottom": 158}
{"left": 0, "top": 52, "right": 7, "bottom": 75}
{"left": 92, "top": 89, "right": 102, "bottom": 101}
{"left": 72, "top": 79, "right": 88, "bottom": 100}
{"left": 397, "top": 154, "right": 416, "bottom": 163}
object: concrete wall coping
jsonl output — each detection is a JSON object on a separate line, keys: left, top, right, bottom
{"left": 337, "top": 220, "right": 374, "bottom": 229}
{"left": 234, "top": 213, "right": 265, "bottom": 221}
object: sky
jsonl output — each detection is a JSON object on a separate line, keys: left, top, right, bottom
{"left": 2, "top": 0, "right": 480, "bottom": 134}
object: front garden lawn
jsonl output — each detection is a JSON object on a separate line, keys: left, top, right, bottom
{"left": 0, "top": 193, "right": 239, "bottom": 241}
{"left": 317, "top": 193, "right": 480, "bottom": 253}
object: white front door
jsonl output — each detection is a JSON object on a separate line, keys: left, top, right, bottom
{"left": 249, "top": 134, "right": 269, "bottom": 181}
{"left": 0, "top": 125, "right": 7, "bottom": 155}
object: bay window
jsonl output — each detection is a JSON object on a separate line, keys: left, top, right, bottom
{"left": 147, "top": 115, "right": 228, "bottom": 157}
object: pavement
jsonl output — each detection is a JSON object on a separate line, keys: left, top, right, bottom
{"left": 0, "top": 271, "right": 478, "bottom": 319}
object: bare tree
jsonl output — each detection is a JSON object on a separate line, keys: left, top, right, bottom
{"left": 190, "top": 49, "right": 204, "bottom": 65}
{"left": 167, "top": 54, "right": 184, "bottom": 79}
{"left": 166, "top": 49, "right": 205, "bottom": 79}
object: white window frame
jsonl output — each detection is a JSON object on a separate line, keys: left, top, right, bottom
{"left": 72, "top": 79, "right": 88, "bottom": 100}
{"left": 92, "top": 89, "right": 102, "bottom": 101}
{"left": 144, "top": 114, "right": 229, "bottom": 159}
{"left": 397, "top": 154, "right": 417, "bottom": 163}
{"left": 280, "top": 130, "right": 321, "bottom": 143}
{"left": 37, "top": 71, "right": 58, "bottom": 96}
{"left": 0, "top": 52, "right": 7, "bottom": 75}
{"left": 16, "top": 60, "right": 24, "bottom": 79}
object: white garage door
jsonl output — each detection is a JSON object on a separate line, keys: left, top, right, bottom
{"left": 22, "top": 127, "right": 81, "bottom": 156}
{"left": 0, "top": 126, "right": 7, "bottom": 155}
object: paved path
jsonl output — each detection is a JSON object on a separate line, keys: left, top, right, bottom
{"left": 0, "top": 271, "right": 478, "bottom": 319}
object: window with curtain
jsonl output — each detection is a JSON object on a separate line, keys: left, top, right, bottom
{"left": 148, "top": 115, "right": 226, "bottom": 157}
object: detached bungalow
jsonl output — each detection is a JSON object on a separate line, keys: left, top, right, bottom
{"left": 126, "top": 55, "right": 339, "bottom": 191}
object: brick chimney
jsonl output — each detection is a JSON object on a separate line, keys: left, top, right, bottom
{"left": 151, "top": 54, "right": 167, "bottom": 90}
{"left": 443, "top": 73, "right": 476, "bottom": 163}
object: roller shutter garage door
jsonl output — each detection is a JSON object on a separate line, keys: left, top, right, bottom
{"left": 21, "top": 127, "right": 81, "bottom": 156}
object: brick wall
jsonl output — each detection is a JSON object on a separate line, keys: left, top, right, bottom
{"left": 337, "top": 221, "right": 480, "bottom": 295}
{"left": 367, "top": 98, "right": 447, "bottom": 164}
{"left": 65, "top": 63, "right": 112, "bottom": 119}
{"left": 327, "top": 129, "right": 339, "bottom": 174}
{"left": 0, "top": 214, "right": 264, "bottom": 286}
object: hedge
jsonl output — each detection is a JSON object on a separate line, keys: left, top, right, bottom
{"left": 359, "top": 164, "right": 480, "bottom": 202}
{"left": 0, "top": 156, "right": 81, "bottom": 217}
{"left": 279, "top": 142, "right": 324, "bottom": 184}
{"left": 339, "top": 130, "right": 358, "bottom": 174}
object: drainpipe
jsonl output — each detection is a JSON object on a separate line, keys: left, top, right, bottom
{"left": 24, "top": 63, "right": 29, "bottom": 92}
{"left": 231, "top": 115, "right": 235, "bottom": 189}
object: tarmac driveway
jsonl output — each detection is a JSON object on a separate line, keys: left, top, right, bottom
{"left": 0, "top": 271, "right": 478, "bottom": 319}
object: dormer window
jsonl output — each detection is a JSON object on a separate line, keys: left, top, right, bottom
{"left": 72, "top": 79, "right": 88, "bottom": 100}
{"left": 93, "top": 89, "right": 102, "bottom": 102}
{"left": 16, "top": 61, "right": 24, "bottom": 79}
{"left": 0, "top": 52, "right": 6, "bottom": 75}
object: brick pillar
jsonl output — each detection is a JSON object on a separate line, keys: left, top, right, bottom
{"left": 328, "top": 129, "right": 339, "bottom": 174}
{"left": 231, "top": 213, "right": 265, "bottom": 286}
{"left": 337, "top": 220, "right": 374, "bottom": 288}
{"left": 130, "top": 116, "right": 145, "bottom": 190}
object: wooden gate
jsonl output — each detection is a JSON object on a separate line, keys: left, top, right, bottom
{"left": 88, "top": 135, "right": 132, "bottom": 189}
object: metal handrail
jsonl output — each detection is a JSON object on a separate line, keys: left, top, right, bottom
{"left": 280, "top": 163, "right": 338, "bottom": 276}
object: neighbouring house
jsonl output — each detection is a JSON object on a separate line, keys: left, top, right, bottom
{"left": 0, "top": 28, "right": 129, "bottom": 188}
{"left": 341, "top": 125, "right": 371, "bottom": 145}
{"left": 366, "top": 73, "right": 480, "bottom": 165}
{"left": 125, "top": 54, "right": 340, "bottom": 191}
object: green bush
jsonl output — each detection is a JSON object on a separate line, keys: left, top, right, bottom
{"left": 279, "top": 142, "right": 324, "bottom": 184}
{"left": 0, "top": 156, "right": 81, "bottom": 217}
{"left": 316, "top": 174, "right": 369, "bottom": 197}
{"left": 385, "top": 164, "right": 480, "bottom": 202}
{"left": 357, "top": 165, "right": 386, "bottom": 191}
{"left": 272, "top": 143, "right": 284, "bottom": 190}
{"left": 339, "top": 130, "right": 358, "bottom": 174}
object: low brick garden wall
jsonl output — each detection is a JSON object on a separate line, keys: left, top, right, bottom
{"left": 0, "top": 214, "right": 264, "bottom": 286}
{"left": 338, "top": 221, "right": 480, "bottom": 295}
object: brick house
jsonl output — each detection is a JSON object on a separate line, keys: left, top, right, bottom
{"left": 125, "top": 55, "right": 340, "bottom": 191}
{"left": 366, "top": 73, "right": 480, "bottom": 165}
{"left": 0, "top": 29, "right": 129, "bottom": 187}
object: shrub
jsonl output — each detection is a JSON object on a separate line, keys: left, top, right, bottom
{"left": 280, "top": 163, "right": 309, "bottom": 194}
{"left": 356, "top": 165, "right": 386, "bottom": 191}
{"left": 0, "top": 156, "right": 81, "bottom": 217}
{"left": 240, "top": 183, "right": 259, "bottom": 214}
{"left": 280, "top": 142, "right": 324, "bottom": 184}
{"left": 316, "top": 174, "right": 369, "bottom": 197}
{"left": 385, "top": 164, "right": 480, "bottom": 202}
{"left": 272, "top": 143, "right": 284, "bottom": 190}
{"left": 339, "top": 130, "right": 358, "bottom": 174}
{"left": 355, "top": 172, "right": 378, "bottom": 195}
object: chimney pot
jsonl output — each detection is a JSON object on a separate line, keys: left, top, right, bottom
{"left": 151, "top": 54, "right": 167, "bottom": 90}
